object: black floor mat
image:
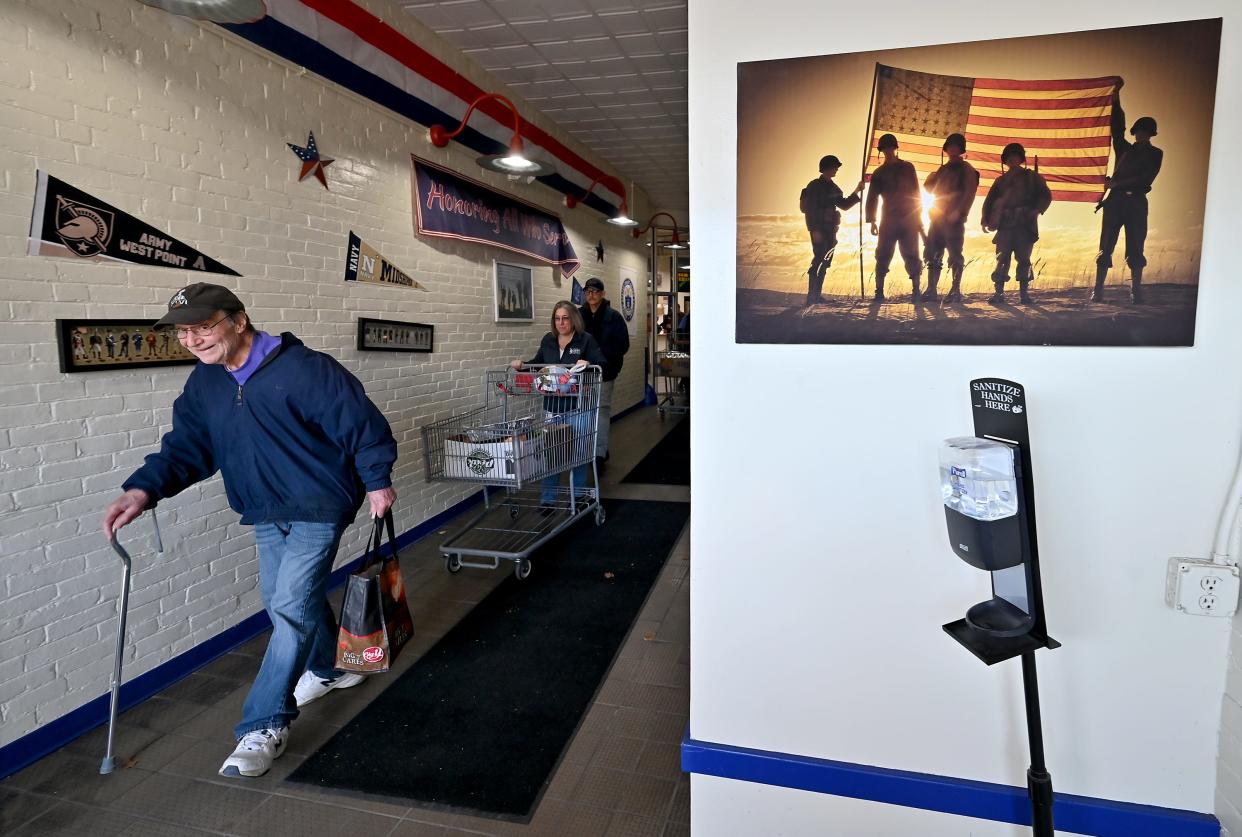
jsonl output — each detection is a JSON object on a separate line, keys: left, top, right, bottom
{"left": 620, "top": 419, "right": 689, "bottom": 486}
{"left": 286, "top": 499, "right": 690, "bottom": 820}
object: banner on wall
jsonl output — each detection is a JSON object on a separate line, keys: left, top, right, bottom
{"left": 345, "top": 232, "right": 426, "bottom": 290}
{"left": 28, "top": 171, "right": 241, "bottom": 276}
{"left": 411, "top": 156, "right": 580, "bottom": 278}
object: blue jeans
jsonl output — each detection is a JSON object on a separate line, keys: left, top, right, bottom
{"left": 234, "top": 521, "right": 345, "bottom": 738}
{"left": 540, "top": 411, "right": 593, "bottom": 504}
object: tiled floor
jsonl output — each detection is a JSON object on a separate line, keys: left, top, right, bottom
{"left": 1, "top": 408, "right": 691, "bottom": 837}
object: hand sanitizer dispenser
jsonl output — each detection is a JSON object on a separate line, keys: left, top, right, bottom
{"left": 941, "top": 437, "right": 1033, "bottom": 636}
{"left": 940, "top": 437, "right": 1021, "bottom": 571}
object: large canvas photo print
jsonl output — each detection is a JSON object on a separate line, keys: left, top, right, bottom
{"left": 736, "top": 19, "right": 1221, "bottom": 346}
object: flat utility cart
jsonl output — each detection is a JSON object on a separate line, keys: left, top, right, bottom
{"left": 421, "top": 365, "right": 605, "bottom": 579}
{"left": 655, "top": 350, "right": 689, "bottom": 417}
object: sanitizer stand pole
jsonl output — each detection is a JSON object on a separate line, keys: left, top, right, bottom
{"left": 1021, "top": 651, "right": 1054, "bottom": 836}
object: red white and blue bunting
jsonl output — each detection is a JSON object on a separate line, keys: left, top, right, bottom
{"left": 222, "top": 0, "right": 625, "bottom": 218}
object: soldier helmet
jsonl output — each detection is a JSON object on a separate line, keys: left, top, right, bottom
{"left": 943, "top": 133, "right": 966, "bottom": 153}
{"left": 1001, "top": 142, "right": 1026, "bottom": 164}
{"left": 877, "top": 133, "right": 899, "bottom": 151}
{"left": 819, "top": 155, "right": 843, "bottom": 172}
{"left": 1130, "top": 116, "right": 1158, "bottom": 137}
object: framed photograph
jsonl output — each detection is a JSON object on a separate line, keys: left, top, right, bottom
{"left": 356, "top": 317, "right": 434, "bottom": 352}
{"left": 493, "top": 260, "right": 534, "bottom": 323}
{"left": 56, "top": 319, "right": 197, "bottom": 373}
{"left": 736, "top": 18, "right": 1221, "bottom": 347}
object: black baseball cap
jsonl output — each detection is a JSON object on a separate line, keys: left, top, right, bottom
{"left": 819, "top": 155, "right": 843, "bottom": 171}
{"left": 154, "top": 283, "right": 245, "bottom": 328}
{"left": 583, "top": 277, "right": 605, "bottom": 292}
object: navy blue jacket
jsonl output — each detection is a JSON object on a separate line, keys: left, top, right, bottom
{"left": 123, "top": 333, "right": 397, "bottom": 526}
{"left": 578, "top": 299, "right": 630, "bottom": 382}
{"left": 525, "top": 330, "right": 607, "bottom": 413}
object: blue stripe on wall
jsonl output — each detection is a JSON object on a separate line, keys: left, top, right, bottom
{"left": 682, "top": 734, "right": 1220, "bottom": 837}
{"left": 0, "top": 490, "right": 483, "bottom": 782}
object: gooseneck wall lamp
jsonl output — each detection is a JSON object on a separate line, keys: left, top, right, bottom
{"left": 565, "top": 175, "right": 637, "bottom": 226}
{"left": 633, "top": 212, "right": 687, "bottom": 250}
{"left": 428, "top": 92, "right": 555, "bottom": 177}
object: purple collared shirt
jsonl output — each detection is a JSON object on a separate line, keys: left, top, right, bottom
{"left": 227, "top": 331, "right": 281, "bottom": 386}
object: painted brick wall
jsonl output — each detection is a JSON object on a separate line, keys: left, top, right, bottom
{"left": 0, "top": 0, "right": 652, "bottom": 747}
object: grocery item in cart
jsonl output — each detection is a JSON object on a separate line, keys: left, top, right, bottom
{"left": 536, "top": 365, "right": 579, "bottom": 394}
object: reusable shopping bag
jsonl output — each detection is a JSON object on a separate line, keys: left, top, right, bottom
{"left": 334, "top": 511, "right": 414, "bottom": 673}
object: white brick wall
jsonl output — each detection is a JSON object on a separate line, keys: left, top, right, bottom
{"left": 0, "top": 0, "right": 652, "bottom": 746}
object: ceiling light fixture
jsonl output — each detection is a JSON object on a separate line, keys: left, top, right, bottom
{"left": 565, "top": 175, "right": 637, "bottom": 226}
{"left": 428, "top": 93, "right": 555, "bottom": 178}
{"left": 633, "top": 212, "right": 687, "bottom": 250}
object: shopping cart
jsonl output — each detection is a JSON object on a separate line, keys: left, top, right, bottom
{"left": 655, "top": 350, "right": 689, "bottom": 417}
{"left": 421, "top": 365, "right": 605, "bottom": 579}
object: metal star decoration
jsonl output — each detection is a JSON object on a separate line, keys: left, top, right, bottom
{"left": 287, "top": 131, "right": 333, "bottom": 189}
{"left": 596, "top": 239, "right": 605, "bottom": 262}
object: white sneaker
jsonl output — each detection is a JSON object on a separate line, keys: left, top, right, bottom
{"left": 218, "top": 727, "right": 287, "bottom": 777}
{"left": 293, "top": 670, "right": 365, "bottom": 707}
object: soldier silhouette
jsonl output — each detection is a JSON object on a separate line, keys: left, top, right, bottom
{"left": 1093, "top": 81, "right": 1162, "bottom": 304}
{"left": 865, "top": 134, "right": 923, "bottom": 302}
{"left": 981, "top": 143, "right": 1051, "bottom": 305}
{"left": 800, "top": 155, "right": 863, "bottom": 306}
{"left": 922, "top": 133, "right": 979, "bottom": 304}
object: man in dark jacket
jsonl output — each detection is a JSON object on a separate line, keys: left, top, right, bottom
{"left": 801, "top": 155, "right": 864, "bottom": 306}
{"left": 981, "top": 143, "right": 1052, "bottom": 305}
{"left": 102, "top": 283, "right": 397, "bottom": 780}
{"left": 865, "top": 134, "right": 924, "bottom": 302}
{"left": 922, "top": 133, "right": 979, "bottom": 304}
{"left": 1093, "top": 82, "right": 1162, "bottom": 304}
{"left": 579, "top": 277, "right": 630, "bottom": 467}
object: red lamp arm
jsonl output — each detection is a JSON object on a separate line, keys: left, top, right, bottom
{"left": 429, "top": 93, "right": 524, "bottom": 149}
{"left": 633, "top": 211, "right": 681, "bottom": 239}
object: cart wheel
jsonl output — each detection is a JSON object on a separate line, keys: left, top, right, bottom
{"left": 514, "top": 559, "right": 532, "bottom": 580}
{"left": 658, "top": 407, "right": 666, "bottom": 419}
{"left": 508, "top": 504, "right": 519, "bottom": 519}
{"left": 594, "top": 505, "right": 606, "bottom": 526}
{"left": 445, "top": 555, "right": 462, "bottom": 574}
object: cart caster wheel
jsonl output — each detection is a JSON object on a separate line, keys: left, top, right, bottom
{"left": 445, "top": 555, "right": 462, "bottom": 574}
{"left": 514, "top": 559, "right": 532, "bottom": 580}
{"left": 594, "top": 505, "right": 606, "bottom": 526}
{"left": 508, "top": 505, "right": 519, "bottom": 520}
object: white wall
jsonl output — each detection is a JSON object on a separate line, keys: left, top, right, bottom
{"left": 0, "top": 0, "right": 649, "bottom": 748}
{"left": 690, "top": 0, "right": 1241, "bottom": 832}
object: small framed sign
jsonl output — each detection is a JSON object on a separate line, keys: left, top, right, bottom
{"left": 494, "top": 260, "right": 534, "bottom": 323}
{"left": 56, "top": 319, "right": 197, "bottom": 373}
{"left": 357, "top": 317, "right": 434, "bottom": 353}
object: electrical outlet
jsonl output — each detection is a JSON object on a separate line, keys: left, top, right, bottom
{"left": 1166, "top": 558, "right": 1241, "bottom": 617}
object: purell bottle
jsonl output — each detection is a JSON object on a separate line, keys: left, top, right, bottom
{"left": 939, "top": 437, "right": 1022, "bottom": 572}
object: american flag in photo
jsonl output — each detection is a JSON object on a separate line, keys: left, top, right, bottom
{"left": 865, "top": 64, "right": 1120, "bottom": 203}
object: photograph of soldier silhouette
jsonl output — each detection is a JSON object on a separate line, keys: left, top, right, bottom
{"left": 736, "top": 18, "right": 1220, "bottom": 346}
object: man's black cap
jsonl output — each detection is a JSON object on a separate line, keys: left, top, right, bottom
{"left": 819, "top": 155, "right": 843, "bottom": 172}
{"left": 583, "top": 277, "right": 605, "bottom": 292}
{"left": 943, "top": 133, "right": 967, "bottom": 152}
{"left": 154, "top": 283, "right": 245, "bottom": 328}
{"left": 877, "top": 133, "right": 899, "bottom": 151}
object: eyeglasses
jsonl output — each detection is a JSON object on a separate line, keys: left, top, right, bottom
{"left": 584, "top": 288, "right": 604, "bottom": 295}
{"left": 174, "top": 314, "right": 232, "bottom": 340}
{"left": 553, "top": 316, "right": 572, "bottom": 322}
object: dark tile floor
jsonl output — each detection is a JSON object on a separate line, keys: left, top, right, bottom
{"left": 2, "top": 409, "right": 690, "bottom": 837}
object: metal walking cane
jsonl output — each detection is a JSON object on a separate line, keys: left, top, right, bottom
{"left": 100, "top": 512, "right": 161, "bottom": 775}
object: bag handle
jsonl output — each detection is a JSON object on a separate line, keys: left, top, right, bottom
{"left": 365, "top": 510, "right": 398, "bottom": 569}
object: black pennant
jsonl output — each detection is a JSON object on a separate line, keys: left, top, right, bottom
{"left": 28, "top": 171, "right": 241, "bottom": 276}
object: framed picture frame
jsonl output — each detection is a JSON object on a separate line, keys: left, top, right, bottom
{"left": 55, "top": 318, "right": 197, "bottom": 373}
{"left": 493, "top": 260, "right": 534, "bottom": 323}
{"left": 356, "top": 317, "right": 434, "bottom": 352}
